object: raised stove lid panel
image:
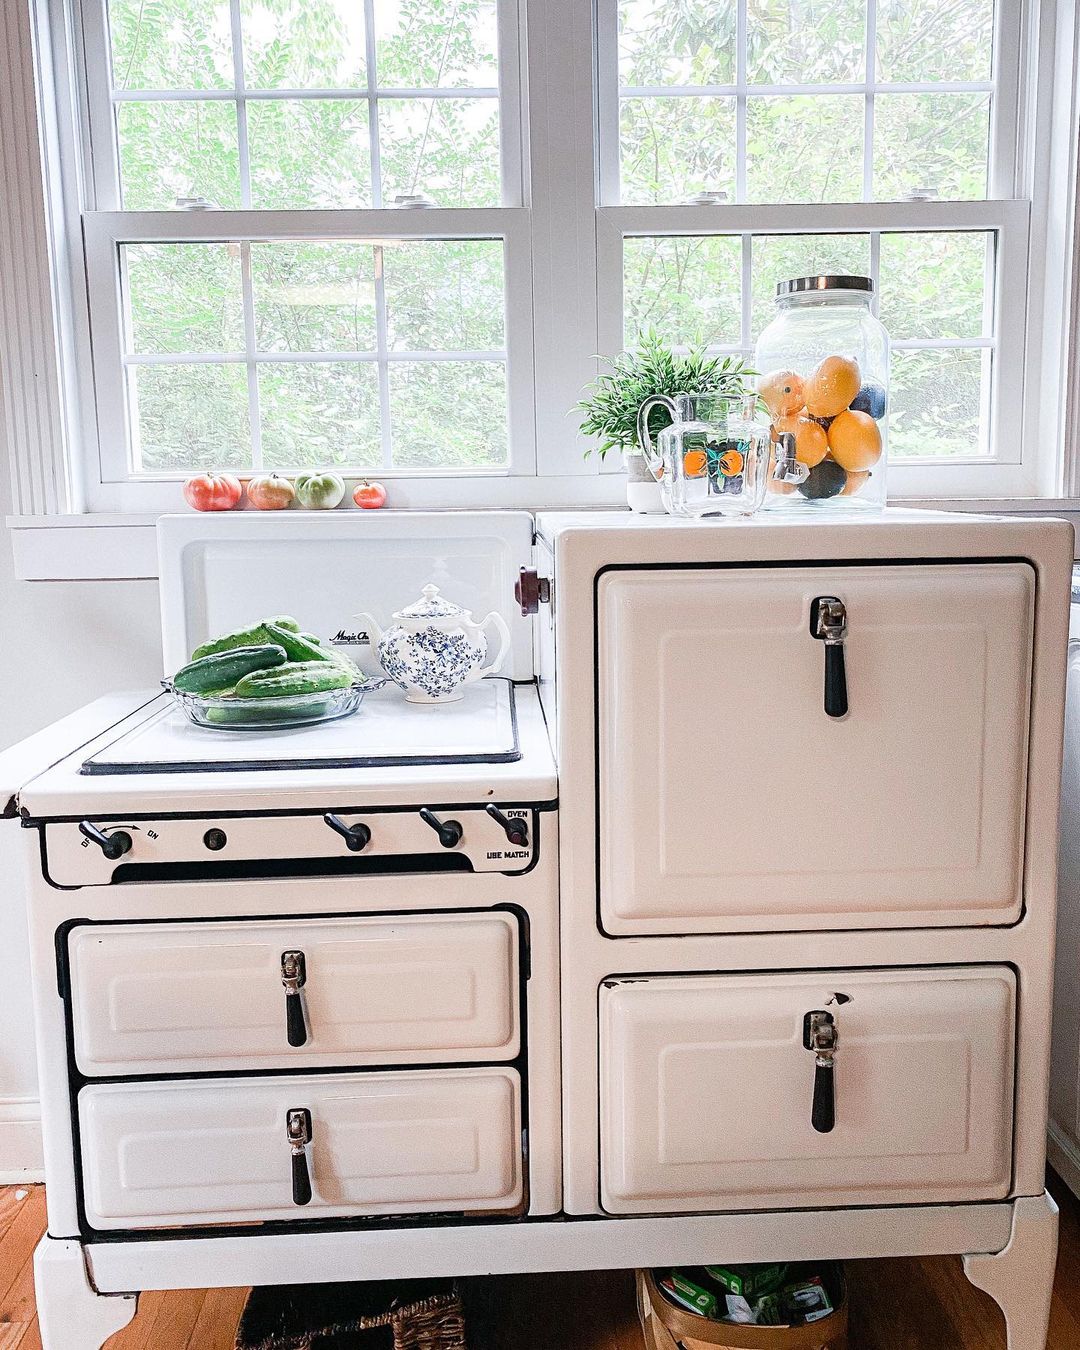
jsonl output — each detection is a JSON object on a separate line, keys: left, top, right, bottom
{"left": 157, "top": 511, "right": 534, "bottom": 681}
{"left": 599, "top": 967, "right": 1016, "bottom": 1215}
{"left": 79, "top": 1067, "right": 524, "bottom": 1229}
{"left": 598, "top": 563, "right": 1034, "bottom": 934}
{"left": 68, "top": 912, "right": 521, "bottom": 1076}
{"left": 80, "top": 680, "right": 519, "bottom": 775}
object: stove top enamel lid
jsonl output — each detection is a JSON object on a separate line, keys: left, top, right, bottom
{"left": 81, "top": 679, "right": 519, "bottom": 775}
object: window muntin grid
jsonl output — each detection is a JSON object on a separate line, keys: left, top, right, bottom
{"left": 613, "top": 0, "right": 997, "bottom": 204}
{"left": 622, "top": 230, "right": 995, "bottom": 457}
{"left": 120, "top": 237, "right": 509, "bottom": 474}
{"left": 104, "top": 0, "right": 502, "bottom": 210}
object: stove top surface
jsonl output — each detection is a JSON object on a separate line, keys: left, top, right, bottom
{"left": 80, "top": 679, "right": 520, "bottom": 776}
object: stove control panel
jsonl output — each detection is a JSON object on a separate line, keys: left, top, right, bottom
{"left": 41, "top": 806, "right": 539, "bottom": 887}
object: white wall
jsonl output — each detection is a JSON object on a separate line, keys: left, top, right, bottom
{"left": 0, "top": 456, "right": 162, "bottom": 1177}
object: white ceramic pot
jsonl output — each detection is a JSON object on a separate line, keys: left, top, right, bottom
{"left": 624, "top": 449, "right": 666, "bottom": 514}
{"left": 355, "top": 584, "right": 511, "bottom": 704}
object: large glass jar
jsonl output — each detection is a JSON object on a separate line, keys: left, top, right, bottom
{"left": 754, "top": 275, "right": 889, "bottom": 510}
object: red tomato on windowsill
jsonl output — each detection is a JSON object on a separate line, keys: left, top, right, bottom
{"left": 352, "top": 480, "right": 387, "bottom": 509}
{"left": 182, "top": 472, "right": 243, "bottom": 512}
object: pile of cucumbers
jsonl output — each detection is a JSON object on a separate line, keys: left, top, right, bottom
{"left": 171, "top": 616, "right": 363, "bottom": 723}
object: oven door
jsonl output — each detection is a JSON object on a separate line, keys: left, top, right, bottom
{"left": 68, "top": 912, "right": 520, "bottom": 1075}
{"left": 79, "top": 1068, "right": 523, "bottom": 1229}
{"left": 599, "top": 967, "right": 1015, "bottom": 1214}
{"left": 597, "top": 563, "right": 1033, "bottom": 934}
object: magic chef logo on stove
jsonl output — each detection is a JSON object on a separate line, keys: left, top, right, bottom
{"left": 328, "top": 629, "right": 371, "bottom": 646}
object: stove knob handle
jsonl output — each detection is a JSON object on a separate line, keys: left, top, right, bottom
{"left": 418, "top": 808, "right": 463, "bottom": 849}
{"left": 286, "top": 1108, "right": 313, "bottom": 1206}
{"left": 323, "top": 813, "right": 371, "bottom": 852}
{"left": 78, "top": 821, "right": 133, "bottom": 861}
{"left": 514, "top": 567, "right": 551, "bottom": 617}
{"left": 485, "top": 805, "right": 529, "bottom": 847}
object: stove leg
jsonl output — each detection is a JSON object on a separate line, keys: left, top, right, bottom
{"left": 34, "top": 1236, "right": 138, "bottom": 1350}
{"left": 962, "top": 1191, "right": 1059, "bottom": 1350}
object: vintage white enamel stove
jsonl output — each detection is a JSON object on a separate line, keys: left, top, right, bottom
{"left": 0, "top": 507, "right": 1072, "bottom": 1350}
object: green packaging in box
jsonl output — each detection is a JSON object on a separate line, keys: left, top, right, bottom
{"left": 660, "top": 1272, "right": 719, "bottom": 1319}
{"left": 704, "top": 1263, "right": 789, "bottom": 1301}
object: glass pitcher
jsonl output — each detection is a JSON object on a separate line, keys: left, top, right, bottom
{"left": 636, "top": 393, "right": 770, "bottom": 519}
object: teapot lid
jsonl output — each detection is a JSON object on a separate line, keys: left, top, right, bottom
{"left": 395, "top": 584, "right": 465, "bottom": 620}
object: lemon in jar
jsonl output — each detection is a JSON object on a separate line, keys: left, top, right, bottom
{"left": 758, "top": 369, "right": 805, "bottom": 419}
{"left": 827, "top": 409, "right": 882, "bottom": 470}
{"left": 804, "top": 356, "right": 861, "bottom": 419}
{"left": 774, "top": 413, "right": 828, "bottom": 468}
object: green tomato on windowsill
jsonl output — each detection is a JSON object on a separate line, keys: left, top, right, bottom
{"left": 295, "top": 471, "right": 346, "bottom": 510}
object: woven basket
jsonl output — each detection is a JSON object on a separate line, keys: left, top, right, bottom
{"left": 235, "top": 1280, "right": 467, "bottom": 1350}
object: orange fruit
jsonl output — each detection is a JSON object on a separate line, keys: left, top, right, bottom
{"left": 683, "top": 449, "right": 707, "bottom": 478}
{"left": 840, "top": 468, "right": 871, "bottom": 496}
{"left": 804, "top": 355, "right": 861, "bottom": 419}
{"left": 775, "top": 413, "right": 828, "bottom": 468}
{"left": 827, "top": 409, "right": 882, "bottom": 470}
{"left": 758, "top": 369, "right": 805, "bottom": 419}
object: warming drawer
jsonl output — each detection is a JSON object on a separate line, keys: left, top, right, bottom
{"left": 78, "top": 1068, "right": 524, "bottom": 1229}
{"left": 68, "top": 913, "right": 520, "bottom": 1076}
{"left": 597, "top": 563, "right": 1034, "bottom": 933}
{"left": 599, "top": 967, "right": 1015, "bottom": 1214}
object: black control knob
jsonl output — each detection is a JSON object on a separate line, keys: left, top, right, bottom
{"left": 323, "top": 813, "right": 371, "bottom": 852}
{"left": 418, "top": 808, "right": 463, "bottom": 849}
{"left": 203, "top": 828, "right": 227, "bottom": 851}
{"left": 78, "top": 821, "right": 132, "bottom": 861}
{"left": 485, "top": 805, "right": 529, "bottom": 847}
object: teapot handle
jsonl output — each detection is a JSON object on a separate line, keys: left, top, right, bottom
{"left": 636, "top": 394, "right": 677, "bottom": 478}
{"left": 476, "top": 611, "right": 512, "bottom": 679}
{"left": 351, "top": 612, "right": 383, "bottom": 648}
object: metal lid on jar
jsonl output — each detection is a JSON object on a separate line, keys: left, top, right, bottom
{"left": 776, "top": 274, "right": 874, "bottom": 297}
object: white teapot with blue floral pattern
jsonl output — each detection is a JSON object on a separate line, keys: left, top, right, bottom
{"left": 356, "top": 584, "right": 511, "bottom": 704}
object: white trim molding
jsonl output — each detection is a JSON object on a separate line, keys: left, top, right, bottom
{"left": 0, "top": 0, "right": 76, "bottom": 516}
{"left": 0, "top": 1096, "right": 44, "bottom": 1183}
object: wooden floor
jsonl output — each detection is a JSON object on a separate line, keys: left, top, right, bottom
{"left": 1, "top": 1177, "right": 1079, "bottom": 1348}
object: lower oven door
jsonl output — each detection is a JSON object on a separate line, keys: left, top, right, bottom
{"left": 599, "top": 967, "right": 1015, "bottom": 1215}
{"left": 78, "top": 1067, "right": 523, "bottom": 1230}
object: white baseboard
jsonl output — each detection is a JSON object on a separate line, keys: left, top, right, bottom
{"left": 0, "top": 1096, "right": 44, "bottom": 1182}
{"left": 1047, "top": 1120, "right": 1080, "bottom": 1201}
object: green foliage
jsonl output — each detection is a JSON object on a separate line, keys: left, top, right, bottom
{"left": 112, "top": 0, "right": 997, "bottom": 471}
{"left": 577, "top": 330, "right": 755, "bottom": 458}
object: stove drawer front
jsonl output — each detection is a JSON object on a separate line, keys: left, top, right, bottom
{"left": 69, "top": 913, "right": 520, "bottom": 1076}
{"left": 599, "top": 967, "right": 1015, "bottom": 1215}
{"left": 598, "top": 564, "right": 1033, "bottom": 933}
{"left": 79, "top": 1067, "right": 523, "bottom": 1230}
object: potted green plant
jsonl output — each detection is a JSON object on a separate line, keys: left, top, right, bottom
{"left": 578, "top": 331, "right": 755, "bottom": 512}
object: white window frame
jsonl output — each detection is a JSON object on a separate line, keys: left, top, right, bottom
{"left": 595, "top": 0, "right": 1044, "bottom": 498}
{"left": 74, "top": 0, "right": 556, "bottom": 511}
{"left": 2, "top": 0, "right": 1079, "bottom": 526}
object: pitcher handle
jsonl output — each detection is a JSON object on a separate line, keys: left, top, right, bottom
{"left": 636, "top": 395, "right": 677, "bottom": 479}
{"left": 477, "top": 611, "right": 512, "bottom": 679}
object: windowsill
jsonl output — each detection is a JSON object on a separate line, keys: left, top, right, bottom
{"left": 8, "top": 497, "right": 1080, "bottom": 582}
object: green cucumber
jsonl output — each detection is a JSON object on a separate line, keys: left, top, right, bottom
{"left": 173, "top": 644, "right": 287, "bottom": 695}
{"left": 204, "top": 699, "right": 332, "bottom": 725}
{"left": 263, "top": 623, "right": 364, "bottom": 679}
{"left": 191, "top": 616, "right": 301, "bottom": 661}
{"left": 235, "top": 660, "right": 353, "bottom": 699}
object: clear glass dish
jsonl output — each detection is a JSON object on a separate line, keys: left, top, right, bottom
{"left": 162, "top": 679, "right": 377, "bottom": 730}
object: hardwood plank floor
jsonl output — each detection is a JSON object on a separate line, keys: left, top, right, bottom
{"left": 0, "top": 1178, "right": 1076, "bottom": 1348}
